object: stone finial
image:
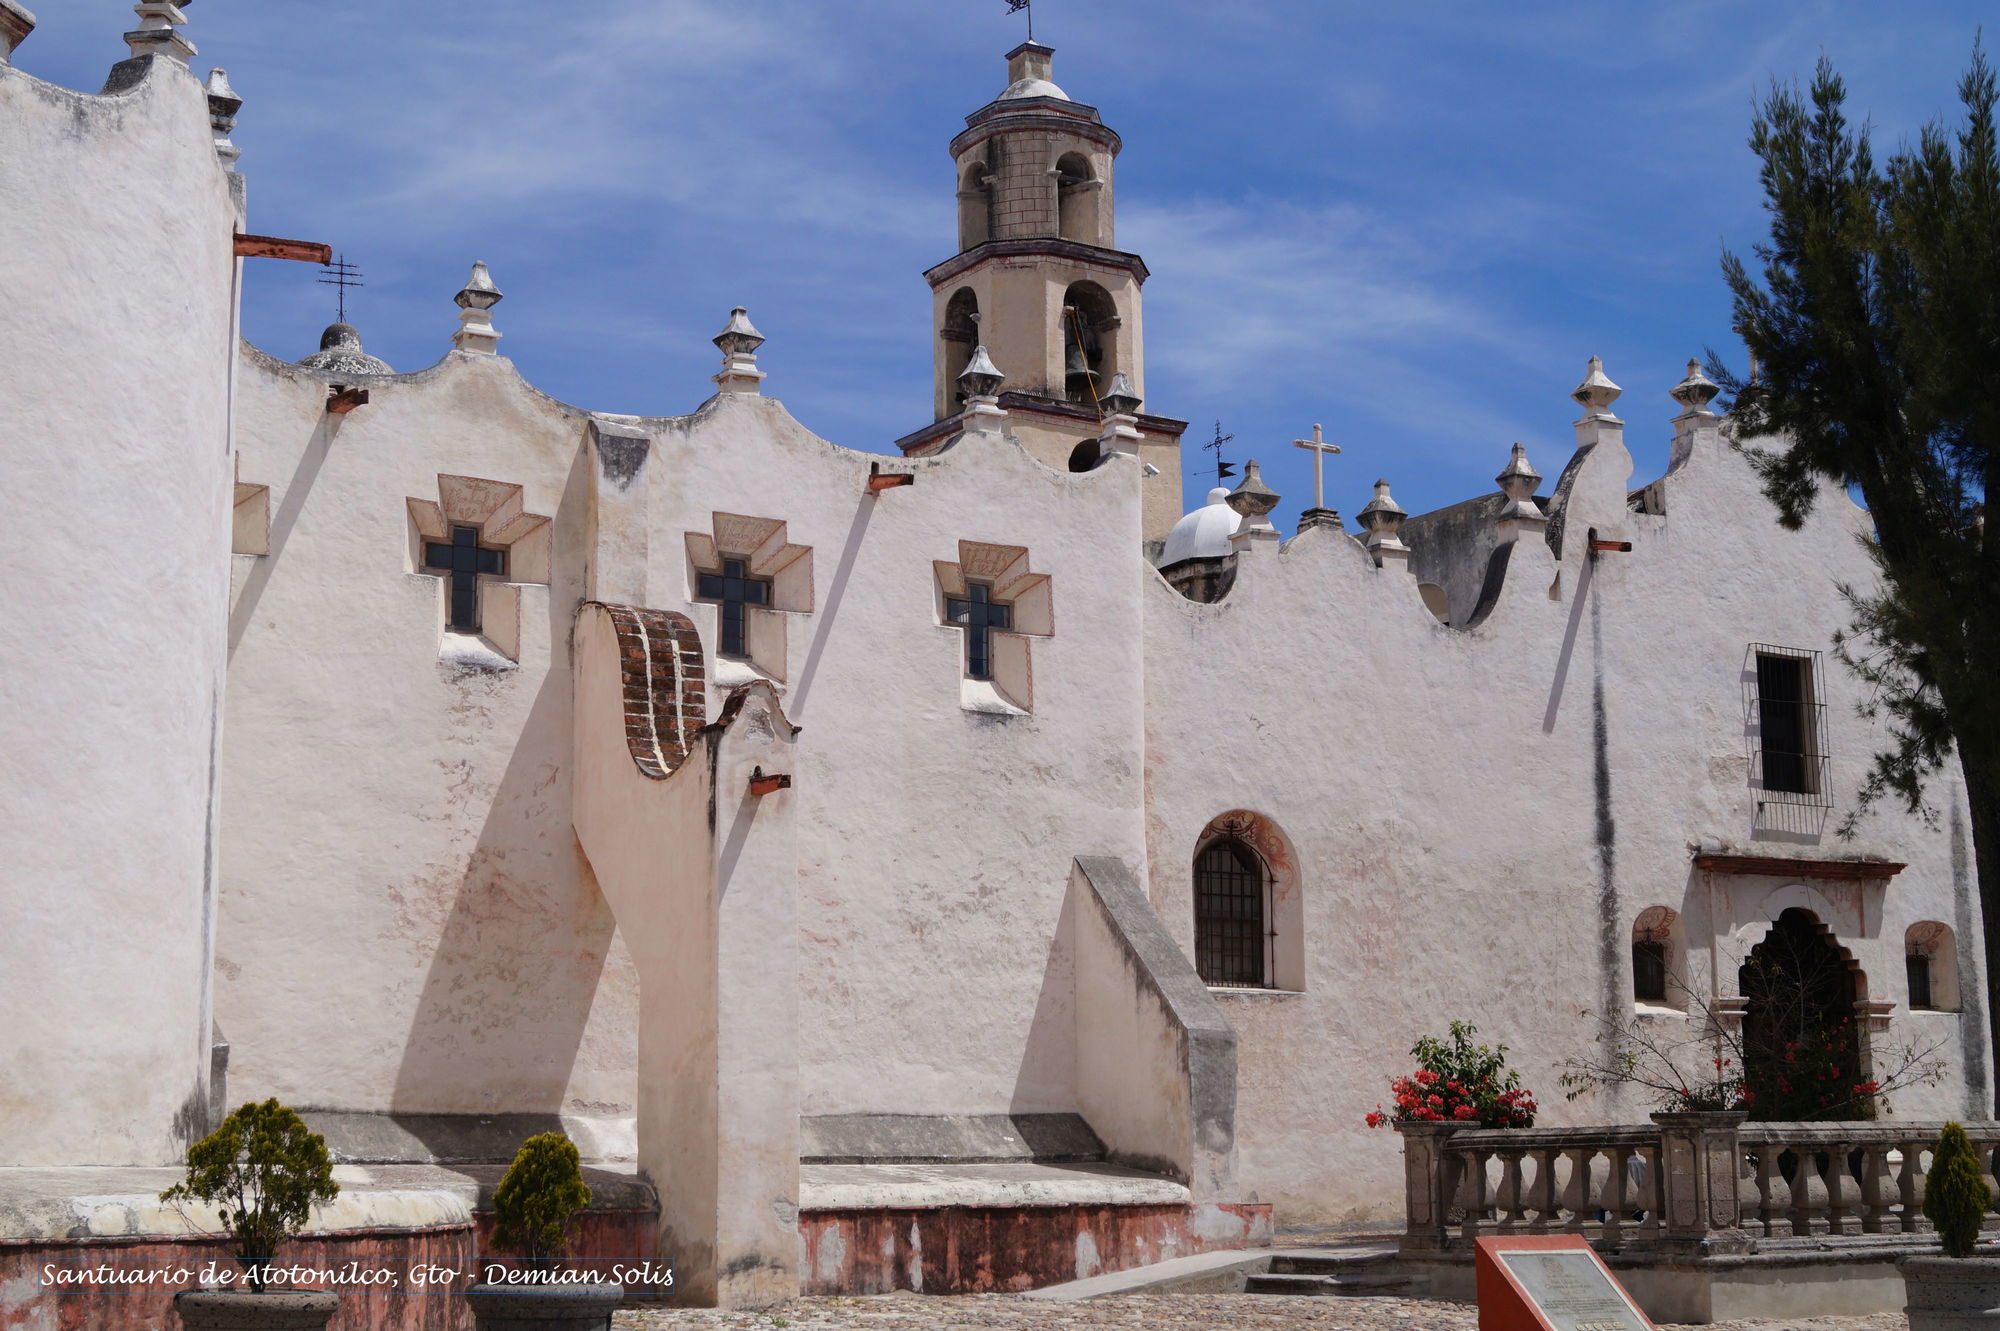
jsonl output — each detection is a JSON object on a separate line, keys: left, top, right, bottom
{"left": 1099, "top": 371, "right": 1141, "bottom": 419}
{"left": 1095, "top": 371, "right": 1143, "bottom": 458}
{"left": 1, "top": 1, "right": 37, "bottom": 65}
{"left": 1571, "top": 355, "right": 1623, "bottom": 419}
{"left": 1495, "top": 442, "right": 1547, "bottom": 536}
{"left": 125, "top": 0, "right": 194, "bottom": 64}
{"left": 204, "top": 68, "right": 240, "bottom": 168}
{"left": 1226, "top": 460, "right": 1280, "bottom": 553}
{"left": 451, "top": 261, "right": 504, "bottom": 355}
{"left": 1496, "top": 443, "right": 1543, "bottom": 513}
{"left": 1357, "top": 478, "right": 1410, "bottom": 566}
{"left": 1669, "top": 358, "right": 1720, "bottom": 415}
{"left": 1225, "top": 460, "right": 1279, "bottom": 526}
{"left": 957, "top": 344, "right": 1004, "bottom": 401}
{"left": 712, "top": 307, "right": 766, "bottom": 395}
{"left": 1668, "top": 357, "right": 1724, "bottom": 472}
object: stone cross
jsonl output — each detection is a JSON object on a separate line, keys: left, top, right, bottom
{"left": 1293, "top": 424, "right": 1342, "bottom": 510}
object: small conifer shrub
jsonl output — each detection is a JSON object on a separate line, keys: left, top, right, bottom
{"left": 491, "top": 1132, "right": 593, "bottom": 1268}
{"left": 159, "top": 1099, "right": 339, "bottom": 1292}
{"left": 1923, "top": 1121, "right": 1993, "bottom": 1258}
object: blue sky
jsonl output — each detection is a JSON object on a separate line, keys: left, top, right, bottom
{"left": 17, "top": 1, "right": 1992, "bottom": 525}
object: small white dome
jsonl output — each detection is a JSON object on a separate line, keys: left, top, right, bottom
{"left": 999, "top": 76, "right": 1070, "bottom": 101}
{"left": 1160, "top": 487, "right": 1241, "bottom": 566}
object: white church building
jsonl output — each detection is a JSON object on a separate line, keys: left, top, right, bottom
{"left": 2, "top": 1, "right": 1988, "bottom": 1316}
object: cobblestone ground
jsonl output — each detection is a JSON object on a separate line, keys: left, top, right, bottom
{"left": 615, "top": 1294, "right": 1909, "bottom": 1331}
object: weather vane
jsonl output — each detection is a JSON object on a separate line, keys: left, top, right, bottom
{"left": 316, "top": 254, "right": 364, "bottom": 324}
{"left": 1005, "top": 0, "right": 1034, "bottom": 43}
{"left": 1204, "top": 420, "right": 1236, "bottom": 485}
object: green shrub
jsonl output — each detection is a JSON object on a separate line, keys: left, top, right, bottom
{"left": 1923, "top": 1121, "right": 1992, "bottom": 1258}
{"left": 492, "top": 1132, "right": 592, "bottom": 1265}
{"left": 159, "top": 1099, "right": 339, "bottom": 1292}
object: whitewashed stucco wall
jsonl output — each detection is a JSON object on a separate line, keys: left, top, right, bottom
{"left": 221, "top": 345, "right": 1153, "bottom": 1129}
{"left": 636, "top": 397, "right": 1151, "bottom": 1119}
{"left": 0, "top": 56, "right": 237, "bottom": 1166}
{"left": 220, "top": 349, "right": 639, "bottom": 1119}
{"left": 1141, "top": 410, "right": 1983, "bottom": 1224}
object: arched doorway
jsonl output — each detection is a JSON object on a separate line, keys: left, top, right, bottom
{"left": 1738, "top": 907, "right": 1870, "bottom": 1120}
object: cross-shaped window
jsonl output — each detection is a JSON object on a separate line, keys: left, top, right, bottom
{"left": 423, "top": 525, "right": 506, "bottom": 632}
{"left": 945, "top": 582, "right": 1011, "bottom": 680}
{"left": 697, "top": 558, "right": 771, "bottom": 657}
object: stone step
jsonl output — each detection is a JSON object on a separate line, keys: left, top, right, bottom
{"left": 1245, "top": 1269, "right": 1424, "bottom": 1297}
{"left": 1269, "top": 1253, "right": 1401, "bottom": 1276}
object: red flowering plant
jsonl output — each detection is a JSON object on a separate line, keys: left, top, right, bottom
{"left": 1365, "top": 1022, "right": 1538, "bottom": 1129}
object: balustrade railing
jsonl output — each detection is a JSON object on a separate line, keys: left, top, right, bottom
{"left": 1398, "top": 1116, "right": 2000, "bottom": 1255}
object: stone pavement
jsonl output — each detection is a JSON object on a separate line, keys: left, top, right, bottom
{"left": 615, "top": 1294, "right": 1909, "bottom": 1330}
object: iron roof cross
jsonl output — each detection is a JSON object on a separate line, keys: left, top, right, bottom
{"left": 1293, "top": 423, "right": 1342, "bottom": 510}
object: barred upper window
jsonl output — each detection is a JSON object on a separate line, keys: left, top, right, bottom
{"left": 1632, "top": 939, "right": 1668, "bottom": 1003}
{"left": 1194, "top": 837, "right": 1271, "bottom": 988}
{"left": 1748, "top": 645, "right": 1830, "bottom": 807}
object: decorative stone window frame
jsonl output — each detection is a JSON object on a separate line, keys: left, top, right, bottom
{"left": 1192, "top": 809, "right": 1304, "bottom": 994}
{"left": 406, "top": 474, "right": 550, "bottom": 663}
{"left": 1631, "top": 904, "right": 1687, "bottom": 1015}
{"left": 684, "top": 513, "right": 812, "bottom": 685}
{"left": 1905, "top": 920, "right": 1962, "bottom": 1013}
{"left": 932, "top": 540, "right": 1052, "bottom": 714}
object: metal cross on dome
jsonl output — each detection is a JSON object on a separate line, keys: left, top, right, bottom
{"left": 1293, "top": 423, "right": 1342, "bottom": 510}
{"left": 1204, "top": 420, "right": 1236, "bottom": 485}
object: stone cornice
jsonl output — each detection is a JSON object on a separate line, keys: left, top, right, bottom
{"left": 1692, "top": 852, "right": 1907, "bottom": 882}
{"left": 924, "top": 238, "right": 1149, "bottom": 289}
{"left": 952, "top": 103, "right": 1119, "bottom": 158}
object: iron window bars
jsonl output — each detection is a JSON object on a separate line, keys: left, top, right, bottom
{"left": 1194, "top": 838, "right": 1272, "bottom": 988}
{"left": 1745, "top": 643, "right": 1832, "bottom": 809}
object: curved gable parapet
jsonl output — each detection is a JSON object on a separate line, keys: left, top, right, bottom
{"left": 586, "top": 602, "right": 706, "bottom": 779}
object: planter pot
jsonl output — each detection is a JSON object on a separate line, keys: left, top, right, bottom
{"left": 173, "top": 1290, "right": 339, "bottom": 1330}
{"left": 466, "top": 1281, "right": 624, "bottom": 1331}
{"left": 1902, "top": 1255, "right": 2000, "bottom": 1330}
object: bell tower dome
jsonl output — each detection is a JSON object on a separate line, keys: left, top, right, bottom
{"left": 896, "top": 43, "right": 1187, "bottom": 541}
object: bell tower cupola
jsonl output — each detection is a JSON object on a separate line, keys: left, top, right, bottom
{"left": 897, "top": 42, "right": 1187, "bottom": 542}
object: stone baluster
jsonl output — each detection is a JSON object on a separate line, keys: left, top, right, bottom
{"left": 1635, "top": 1142, "right": 1664, "bottom": 1238}
{"left": 1858, "top": 1142, "right": 1895, "bottom": 1234}
{"left": 1526, "top": 1147, "right": 1561, "bottom": 1233}
{"left": 1786, "top": 1149, "right": 1831, "bottom": 1237}
{"left": 1495, "top": 1151, "right": 1527, "bottom": 1232}
{"left": 1898, "top": 1139, "right": 1927, "bottom": 1233}
{"left": 1601, "top": 1146, "right": 1632, "bottom": 1245}
{"left": 1823, "top": 1140, "right": 1861, "bottom": 1236}
{"left": 1560, "top": 1148, "right": 1595, "bottom": 1231}
{"left": 1755, "top": 1148, "right": 1783, "bottom": 1237}
{"left": 1459, "top": 1145, "right": 1492, "bottom": 1243}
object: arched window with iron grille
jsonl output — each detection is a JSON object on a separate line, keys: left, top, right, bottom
{"left": 1194, "top": 837, "right": 1271, "bottom": 988}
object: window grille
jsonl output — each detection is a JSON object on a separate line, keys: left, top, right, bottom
{"left": 1194, "top": 838, "right": 1271, "bottom": 988}
{"left": 1746, "top": 644, "right": 1831, "bottom": 808}
{"left": 423, "top": 525, "right": 505, "bottom": 632}
{"left": 944, "top": 581, "right": 1011, "bottom": 680}
{"left": 1908, "top": 953, "right": 1934, "bottom": 1011}
{"left": 697, "top": 557, "right": 771, "bottom": 657}
{"left": 1632, "top": 939, "right": 1668, "bottom": 1003}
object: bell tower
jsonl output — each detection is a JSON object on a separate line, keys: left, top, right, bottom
{"left": 895, "top": 43, "right": 1186, "bottom": 541}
